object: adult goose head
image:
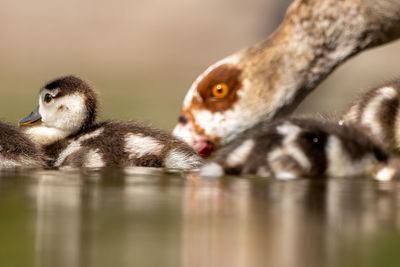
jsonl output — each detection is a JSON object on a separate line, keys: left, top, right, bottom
{"left": 173, "top": 0, "right": 400, "bottom": 157}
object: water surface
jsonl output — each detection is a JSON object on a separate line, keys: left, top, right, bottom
{"left": 1, "top": 168, "right": 400, "bottom": 267}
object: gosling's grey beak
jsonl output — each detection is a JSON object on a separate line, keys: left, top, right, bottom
{"left": 19, "top": 106, "right": 42, "bottom": 127}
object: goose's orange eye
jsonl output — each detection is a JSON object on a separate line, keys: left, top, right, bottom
{"left": 211, "top": 83, "right": 230, "bottom": 99}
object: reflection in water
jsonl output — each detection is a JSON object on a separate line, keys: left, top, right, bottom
{"left": 31, "top": 169, "right": 91, "bottom": 267}
{"left": 181, "top": 176, "right": 400, "bottom": 267}
{"left": 30, "top": 168, "right": 185, "bottom": 267}
{"left": 0, "top": 169, "right": 400, "bottom": 267}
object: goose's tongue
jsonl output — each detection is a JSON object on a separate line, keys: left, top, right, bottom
{"left": 193, "top": 139, "right": 215, "bottom": 158}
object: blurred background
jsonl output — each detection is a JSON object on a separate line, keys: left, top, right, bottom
{"left": 1, "top": 0, "right": 400, "bottom": 130}
{"left": 2, "top": 2, "right": 400, "bottom": 267}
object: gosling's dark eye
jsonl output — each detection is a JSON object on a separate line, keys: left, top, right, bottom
{"left": 44, "top": 93, "right": 53, "bottom": 103}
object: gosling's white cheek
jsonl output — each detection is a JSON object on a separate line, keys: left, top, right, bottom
{"left": 39, "top": 93, "right": 60, "bottom": 127}
{"left": 40, "top": 93, "right": 86, "bottom": 133}
{"left": 56, "top": 94, "right": 86, "bottom": 131}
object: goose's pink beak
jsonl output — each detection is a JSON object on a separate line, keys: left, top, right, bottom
{"left": 193, "top": 139, "right": 215, "bottom": 158}
{"left": 173, "top": 118, "right": 217, "bottom": 158}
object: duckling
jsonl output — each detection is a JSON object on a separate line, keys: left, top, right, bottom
{"left": 0, "top": 121, "right": 44, "bottom": 168}
{"left": 341, "top": 80, "right": 400, "bottom": 151}
{"left": 19, "top": 76, "right": 203, "bottom": 169}
{"left": 173, "top": 0, "right": 400, "bottom": 157}
{"left": 200, "top": 117, "right": 389, "bottom": 179}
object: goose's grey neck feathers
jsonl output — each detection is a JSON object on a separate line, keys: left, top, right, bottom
{"left": 173, "top": 0, "right": 400, "bottom": 157}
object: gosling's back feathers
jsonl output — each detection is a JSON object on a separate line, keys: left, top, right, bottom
{"left": 0, "top": 121, "right": 44, "bottom": 168}
{"left": 45, "top": 121, "right": 203, "bottom": 169}
{"left": 342, "top": 80, "right": 400, "bottom": 150}
{"left": 201, "top": 117, "right": 388, "bottom": 179}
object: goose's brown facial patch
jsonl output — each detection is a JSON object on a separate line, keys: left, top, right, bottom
{"left": 173, "top": 58, "right": 248, "bottom": 156}
{"left": 193, "top": 64, "right": 242, "bottom": 112}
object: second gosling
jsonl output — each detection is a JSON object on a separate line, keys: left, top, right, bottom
{"left": 19, "top": 76, "right": 203, "bottom": 169}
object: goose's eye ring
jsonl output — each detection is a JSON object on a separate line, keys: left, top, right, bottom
{"left": 44, "top": 93, "right": 53, "bottom": 103}
{"left": 211, "top": 83, "right": 230, "bottom": 99}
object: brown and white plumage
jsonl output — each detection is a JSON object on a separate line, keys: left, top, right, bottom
{"left": 45, "top": 121, "right": 202, "bottom": 169}
{"left": 173, "top": 0, "right": 400, "bottom": 157}
{"left": 341, "top": 80, "right": 400, "bottom": 151}
{"left": 20, "top": 76, "right": 203, "bottom": 169}
{"left": 200, "top": 117, "right": 389, "bottom": 179}
{"left": 0, "top": 121, "right": 45, "bottom": 168}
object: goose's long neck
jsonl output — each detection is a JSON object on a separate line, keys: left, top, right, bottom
{"left": 243, "top": 0, "right": 400, "bottom": 120}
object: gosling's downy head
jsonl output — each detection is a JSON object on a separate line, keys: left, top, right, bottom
{"left": 19, "top": 76, "right": 98, "bottom": 146}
